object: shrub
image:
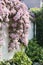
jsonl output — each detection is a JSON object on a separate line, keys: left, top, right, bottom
{"left": 25, "top": 39, "right": 43, "bottom": 64}
{"left": 0, "top": 45, "right": 32, "bottom": 65}
{"left": 31, "top": 7, "right": 43, "bottom": 46}
{"left": 13, "top": 51, "right": 32, "bottom": 65}
{"left": 0, "top": 61, "right": 11, "bottom": 65}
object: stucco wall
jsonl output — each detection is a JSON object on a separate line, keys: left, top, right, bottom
{"left": 21, "top": 0, "right": 41, "bottom": 8}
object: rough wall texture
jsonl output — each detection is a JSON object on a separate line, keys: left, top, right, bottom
{"left": 21, "top": 0, "right": 41, "bottom": 8}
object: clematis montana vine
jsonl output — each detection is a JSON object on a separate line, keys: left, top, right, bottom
{"left": 0, "top": 0, "right": 31, "bottom": 51}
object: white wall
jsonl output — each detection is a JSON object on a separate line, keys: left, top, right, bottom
{"left": 21, "top": 0, "right": 41, "bottom": 8}
{"left": 28, "top": 22, "right": 33, "bottom": 40}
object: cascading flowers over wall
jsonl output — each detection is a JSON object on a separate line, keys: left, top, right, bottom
{"left": 0, "top": 0, "right": 31, "bottom": 51}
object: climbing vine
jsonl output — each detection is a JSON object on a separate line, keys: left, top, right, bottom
{"left": 0, "top": 0, "right": 30, "bottom": 51}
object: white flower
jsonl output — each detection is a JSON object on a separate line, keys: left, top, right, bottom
{"left": 13, "top": 8, "right": 23, "bottom": 21}
{"left": 0, "top": 0, "right": 30, "bottom": 50}
{"left": 10, "top": 8, "right": 16, "bottom": 15}
{"left": 0, "top": 22, "right": 2, "bottom": 28}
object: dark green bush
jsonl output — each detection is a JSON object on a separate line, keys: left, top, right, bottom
{"left": 35, "top": 7, "right": 43, "bottom": 46}
{"left": 13, "top": 51, "right": 32, "bottom": 65}
{"left": 31, "top": 7, "right": 43, "bottom": 46}
{"left": 25, "top": 39, "right": 43, "bottom": 64}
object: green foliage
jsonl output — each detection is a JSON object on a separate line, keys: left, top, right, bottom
{"left": 25, "top": 39, "right": 43, "bottom": 64}
{"left": 0, "top": 61, "right": 11, "bottom": 65}
{"left": 30, "top": 8, "right": 40, "bottom": 13}
{"left": 0, "top": 51, "right": 32, "bottom": 65}
{"left": 36, "top": 8, "right": 43, "bottom": 46}
{"left": 13, "top": 51, "right": 32, "bottom": 65}
{"left": 31, "top": 7, "right": 43, "bottom": 46}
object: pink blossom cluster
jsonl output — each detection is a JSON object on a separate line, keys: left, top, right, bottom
{"left": 0, "top": 0, "right": 31, "bottom": 51}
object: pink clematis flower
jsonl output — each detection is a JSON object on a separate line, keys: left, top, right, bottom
{"left": 13, "top": 8, "right": 23, "bottom": 21}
